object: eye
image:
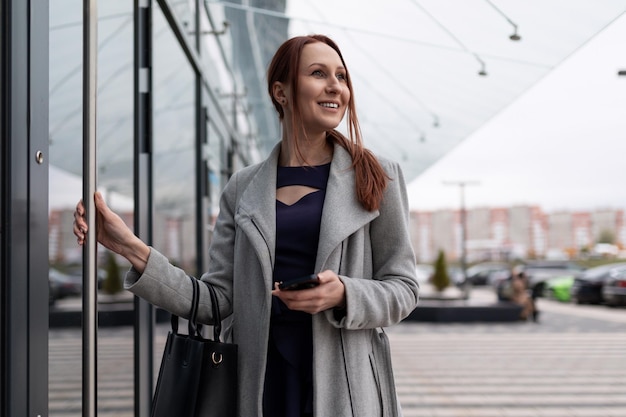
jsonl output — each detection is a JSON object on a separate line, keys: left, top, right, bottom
{"left": 337, "top": 72, "right": 347, "bottom": 82}
{"left": 312, "top": 69, "right": 324, "bottom": 77}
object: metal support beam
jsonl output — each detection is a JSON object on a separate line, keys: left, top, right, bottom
{"left": 133, "top": 0, "right": 155, "bottom": 416}
{"left": 1, "top": 0, "right": 50, "bottom": 415}
{"left": 157, "top": 0, "right": 248, "bottom": 166}
{"left": 194, "top": 0, "right": 207, "bottom": 275}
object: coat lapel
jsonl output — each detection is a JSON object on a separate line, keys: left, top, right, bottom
{"left": 236, "top": 144, "right": 281, "bottom": 284}
{"left": 316, "top": 144, "right": 379, "bottom": 272}
{"left": 235, "top": 142, "right": 379, "bottom": 278}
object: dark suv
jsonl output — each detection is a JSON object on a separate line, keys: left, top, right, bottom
{"left": 465, "top": 262, "right": 510, "bottom": 286}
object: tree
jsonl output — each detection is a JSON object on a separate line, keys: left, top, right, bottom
{"left": 102, "top": 251, "right": 122, "bottom": 294}
{"left": 597, "top": 229, "right": 615, "bottom": 245}
{"left": 431, "top": 249, "right": 451, "bottom": 292}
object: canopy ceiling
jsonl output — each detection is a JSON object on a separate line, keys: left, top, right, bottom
{"left": 275, "top": 0, "right": 626, "bottom": 181}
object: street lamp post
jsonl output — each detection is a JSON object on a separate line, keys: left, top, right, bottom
{"left": 443, "top": 181, "right": 480, "bottom": 280}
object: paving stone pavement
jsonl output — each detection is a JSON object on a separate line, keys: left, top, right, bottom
{"left": 49, "top": 288, "right": 626, "bottom": 416}
{"left": 388, "top": 289, "right": 626, "bottom": 417}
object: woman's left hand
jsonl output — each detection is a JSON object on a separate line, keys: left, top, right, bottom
{"left": 271, "top": 270, "right": 346, "bottom": 314}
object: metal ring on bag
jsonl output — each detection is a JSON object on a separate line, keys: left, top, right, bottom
{"left": 211, "top": 351, "right": 223, "bottom": 366}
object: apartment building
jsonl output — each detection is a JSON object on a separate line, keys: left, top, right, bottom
{"left": 410, "top": 206, "right": 624, "bottom": 263}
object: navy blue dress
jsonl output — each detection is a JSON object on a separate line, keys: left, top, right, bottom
{"left": 263, "top": 163, "right": 330, "bottom": 417}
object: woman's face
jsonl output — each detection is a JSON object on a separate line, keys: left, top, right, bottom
{"left": 294, "top": 42, "right": 351, "bottom": 136}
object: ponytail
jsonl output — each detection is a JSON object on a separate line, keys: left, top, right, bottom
{"left": 327, "top": 130, "right": 389, "bottom": 212}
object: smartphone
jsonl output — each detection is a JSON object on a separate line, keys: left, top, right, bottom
{"left": 278, "top": 274, "right": 320, "bottom": 291}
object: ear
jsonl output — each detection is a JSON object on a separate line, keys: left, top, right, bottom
{"left": 272, "top": 81, "right": 288, "bottom": 104}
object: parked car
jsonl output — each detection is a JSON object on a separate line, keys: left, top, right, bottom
{"left": 493, "top": 266, "right": 528, "bottom": 302}
{"left": 493, "top": 274, "right": 514, "bottom": 301}
{"left": 543, "top": 275, "right": 576, "bottom": 302}
{"left": 600, "top": 264, "right": 626, "bottom": 307}
{"left": 448, "top": 266, "right": 468, "bottom": 286}
{"left": 465, "top": 262, "right": 510, "bottom": 286}
{"left": 49, "top": 268, "right": 83, "bottom": 300}
{"left": 416, "top": 264, "right": 467, "bottom": 288}
{"left": 521, "top": 260, "right": 585, "bottom": 297}
{"left": 570, "top": 262, "right": 626, "bottom": 305}
{"left": 63, "top": 265, "right": 107, "bottom": 289}
{"left": 493, "top": 261, "right": 584, "bottom": 302}
{"left": 49, "top": 276, "right": 60, "bottom": 306}
{"left": 415, "top": 264, "right": 434, "bottom": 285}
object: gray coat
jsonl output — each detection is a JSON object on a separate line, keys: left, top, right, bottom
{"left": 125, "top": 142, "right": 420, "bottom": 416}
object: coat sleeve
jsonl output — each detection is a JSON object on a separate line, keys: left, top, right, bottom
{"left": 123, "top": 172, "right": 241, "bottom": 324}
{"left": 325, "top": 160, "right": 420, "bottom": 329}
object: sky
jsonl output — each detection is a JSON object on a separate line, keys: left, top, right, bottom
{"left": 406, "top": 12, "right": 626, "bottom": 213}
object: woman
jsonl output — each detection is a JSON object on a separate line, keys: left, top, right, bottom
{"left": 74, "top": 34, "right": 419, "bottom": 417}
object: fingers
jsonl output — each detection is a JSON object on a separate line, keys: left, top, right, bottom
{"left": 73, "top": 219, "right": 86, "bottom": 245}
{"left": 73, "top": 198, "right": 87, "bottom": 244}
{"left": 317, "top": 270, "right": 338, "bottom": 284}
{"left": 75, "top": 199, "right": 85, "bottom": 215}
{"left": 73, "top": 207, "right": 87, "bottom": 230}
{"left": 73, "top": 195, "right": 99, "bottom": 245}
{"left": 73, "top": 214, "right": 87, "bottom": 244}
{"left": 272, "top": 270, "right": 345, "bottom": 314}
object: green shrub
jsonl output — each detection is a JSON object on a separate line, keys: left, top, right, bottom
{"left": 102, "top": 251, "right": 122, "bottom": 294}
{"left": 432, "top": 249, "right": 451, "bottom": 292}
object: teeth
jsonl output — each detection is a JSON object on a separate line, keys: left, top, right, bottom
{"left": 320, "top": 102, "right": 338, "bottom": 108}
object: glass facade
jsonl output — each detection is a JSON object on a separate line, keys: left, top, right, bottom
{"left": 0, "top": 0, "right": 287, "bottom": 416}
{"left": 152, "top": 4, "right": 198, "bottom": 272}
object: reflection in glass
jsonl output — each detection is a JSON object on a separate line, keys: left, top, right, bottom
{"left": 49, "top": 1, "right": 134, "bottom": 415}
{"left": 48, "top": 0, "right": 249, "bottom": 414}
{"left": 152, "top": 4, "right": 197, "bottom": 276}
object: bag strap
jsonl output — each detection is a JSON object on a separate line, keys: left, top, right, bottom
{"left": 170, "top": 310, "right": 179, "bottom": 334}
{"left": 204, "top": 281, "right": 222, "bottom": 342}
{"left": 188, "top": 277, "right": 200, "bottom": 336}
{"left": 170, "top": 275, "right": 200, "bottom": 336}
{"left": 170, "top": 277, "right": 221, "bottom": 342}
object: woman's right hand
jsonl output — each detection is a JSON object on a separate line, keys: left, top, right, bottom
{"left": 73, "top": 191, "right": 150, "bottom": 272}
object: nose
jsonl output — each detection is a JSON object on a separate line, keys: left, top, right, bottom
{"left": 326, "top": 75, "right": 342, "bottom": 94}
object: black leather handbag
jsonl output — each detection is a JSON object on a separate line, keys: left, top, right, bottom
{"left": 151, "top": 276, "right": 238, "bottom": 417}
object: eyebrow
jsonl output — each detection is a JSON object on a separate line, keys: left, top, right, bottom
{"left": 307, "top": 62, "right": 346, "bottom": 71}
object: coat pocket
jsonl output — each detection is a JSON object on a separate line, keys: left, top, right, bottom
{"left": 370, "top": 328, "right": 401, "bottom": 417}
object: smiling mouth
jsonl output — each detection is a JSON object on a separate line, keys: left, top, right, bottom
{"left": 319, "top": 102, "right": 339, "bottom": 109}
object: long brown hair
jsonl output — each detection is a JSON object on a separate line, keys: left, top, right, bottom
{"left": 267, "top": 34, "right": 389, "bottom": 211}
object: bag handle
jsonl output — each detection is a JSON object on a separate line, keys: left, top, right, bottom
{"left": 204, "top": 282, "right": 222, "bottom": 342}
{"left": 169, "top": 277, "right": 222, "bottom": 342}
{"left": 169, "top": 276, "right": 200, "bottom": 336}
{"left": 188, "top": 277, "right": 200, "bottom": 336}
